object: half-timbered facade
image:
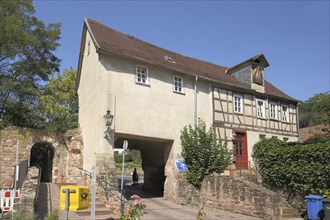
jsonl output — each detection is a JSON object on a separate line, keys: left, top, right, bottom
{"left": 212, "top": 55, "right": 298, "bottom": 169}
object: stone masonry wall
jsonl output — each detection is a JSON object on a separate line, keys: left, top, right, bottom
{"left": 165, "top": 174, "right": 283, "bottom": 220}
{"left": 18, "top": 166, "right": 40, "bottom": 216}
{"left": 0, "top": 126, "right": 121, "bottom": 215}
{"left": 0, "top": 127, "right": 27, "bottom": 188}
{"left": 0, "top": 127, "right": 85, "bottom": 188}
{"left": 203, "top": 176, "right": 282, "bottom": 219}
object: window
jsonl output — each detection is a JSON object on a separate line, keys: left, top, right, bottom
{"left": 233, "top": 94, "right": 243, "bottom": 113}
{"left": 136, "top": 66, "right": 148, "bottom": 84}
{"left": 235, "top": 133, "right": 244, "bottom": 156}
{"left": 173, "top": 75, "right": 184, "bottom": 93}
{"left": 259, "top": 134, "right": 266, "bottom": 140}
{"left": 269, "top": 102, "right": 278, "bottom": 120}
{"left": 252, "top": 66, "right": 264, "bottom": 85}
{"left": 283, "top": 137, "right": 289, "bottom": 142}
{"left": 282, "top": 105, "right": 289, "bottom": 122}
{"left": 87, "top": 40, "right": 90, "bottom": 56}
{"left": 256, "top": 99, "right": 265, "bottom": 118}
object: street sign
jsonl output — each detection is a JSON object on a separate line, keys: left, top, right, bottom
{"left": 175, "top": 161, "right": 188, "bottom": 172}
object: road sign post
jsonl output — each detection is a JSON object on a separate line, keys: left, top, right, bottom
{"left": 120, "top": 140, "right": 128, "bottom": 217}
{"left": 91, "top": 166, "right": 96, "bottom": 219}
{"left": 62, "top": 188, "right": 76, "bottom": 220}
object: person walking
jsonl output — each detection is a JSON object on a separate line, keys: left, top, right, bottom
{"left": 132, "top": 168, "right": 139, "bottom": 185}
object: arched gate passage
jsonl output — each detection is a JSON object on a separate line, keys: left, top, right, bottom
{"left": 30, "top": 142, "right": 55, "bottom": 182}
{"left": 115, "top": 135, "right": 172, "bottom": 195}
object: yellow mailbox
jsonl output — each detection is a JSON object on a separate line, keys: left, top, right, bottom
{"left": 60, "top": 185, "right": 90, "bottom": 211}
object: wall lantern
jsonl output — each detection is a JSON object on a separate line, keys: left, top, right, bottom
{"left": 103, "top": 110, "right": 114, "bottom": 127}
{"left": 103, "top": 110, "right": 114, "bottom": 143}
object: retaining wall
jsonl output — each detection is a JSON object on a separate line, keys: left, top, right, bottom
{"left": 165, "top": 173, "right": 283, "bottom": 220}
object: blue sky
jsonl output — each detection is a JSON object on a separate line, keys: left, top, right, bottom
{"left": 34, "top": 0, "right": 329, "bottom": 102}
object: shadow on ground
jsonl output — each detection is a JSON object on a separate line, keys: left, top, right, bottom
{"left": 117, "top": 177, "right": 162, "bottom": 200}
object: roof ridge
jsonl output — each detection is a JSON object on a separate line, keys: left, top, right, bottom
{"left": 86, "top": 18, "right": 229, "bottom": 70}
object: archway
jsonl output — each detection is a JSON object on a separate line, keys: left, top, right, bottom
{"left": 115, "top": 135, "right": 172, "bottom": 196}
{"left": 30, "top": 142, "right": 55, "bottom": 182}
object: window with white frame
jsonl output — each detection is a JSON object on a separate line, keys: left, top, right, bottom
{"left": 256, "top": 99, "right": 265, "bottom": 118}
{"left": 136, "top": 66, "right": 148, "bottom": 84}
{"left": 269, "top": 102, "right": 278, "bottom": 120}
{"left": 173, "top": 75, "right": 184, "bottom": 93}
{"left": 282, "top": 105, "right": 289, "bottom": 122}
{"left": 233, "top": 94, "right": 243, "bottom": 113}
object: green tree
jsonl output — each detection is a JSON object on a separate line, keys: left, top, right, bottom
{"left": 114, "top": 151, "right": 122, "bottom": 163}
{"left": 0, "top": 0, "right": 61, "bottom": 129}
{"left": 37, "top": 68, "right": 78, "bottom": 132}
{"left": 131, "top": 150, "right": 141, "bottom": 164}
{"left": 180, "top": 119, "right": 232, "bottom": 187}
{"left": 299, "top": 92, "right": 330, "bottom": 128}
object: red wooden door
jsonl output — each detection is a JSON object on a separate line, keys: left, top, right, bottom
{"left": 234, "top": 132, "right": 248, "bottom": 169}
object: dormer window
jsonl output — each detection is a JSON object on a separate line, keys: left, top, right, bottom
{"left": 252, "top": 66, "right": 264, "bottom": 85}
{"left": 164, "top": 56, "right": 175, "bottom": 63}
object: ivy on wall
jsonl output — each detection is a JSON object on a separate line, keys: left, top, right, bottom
{"left": 252, "top": 138, "right": 330, "bottom": 199}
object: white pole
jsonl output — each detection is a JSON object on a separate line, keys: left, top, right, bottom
{"left": 14, "top": 140, "right": 19, "bottom": 191}
{"left": 62, "top": 188, "right": 76, "bottom": 220}
{"left": 194, "top": 76, "right": 198, "bottom": 127}
{"left": 64, "top": 189, "right": 69, "bottom": 220}
{"left": 91, "top": 166, "right": 96, "bottom": 219}
{"left": 120, "top": 140, "right": 128, "bottom": 217}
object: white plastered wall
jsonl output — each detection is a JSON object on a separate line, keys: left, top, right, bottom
{"left": 78, "top": 32, "right": 213, "bottom": 170}
{"left": 77, "top": 31, "right": 114, "bottom": 171}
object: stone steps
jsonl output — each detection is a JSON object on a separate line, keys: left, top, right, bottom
{"left": 44, "top": 182, "right": 116, "bottom": 220}
{"left": 75, "top": 207, "right": 114, "bottom": 219}
{"left": 88, "top": 214, "right": 116, "bottom": 220}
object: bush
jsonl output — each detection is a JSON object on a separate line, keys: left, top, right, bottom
{"left": 181, "top": 119, "right": 232, "bottom": 187}
{"left": 253, "top": 138, "right": 330, "bottom": 203}
{"left": 120, "top": 194, "right": 146, "bottom": 220}
{"left": 44, "top": 210, "right": 59, "bottom": 220}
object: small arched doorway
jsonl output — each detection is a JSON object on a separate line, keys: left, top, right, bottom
{"left": 30, "top": 142, "right": 55, "bottom": 182}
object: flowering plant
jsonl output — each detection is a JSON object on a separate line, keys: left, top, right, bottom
{"left": 121, "top": 194, "right": 146, "bottom": 220}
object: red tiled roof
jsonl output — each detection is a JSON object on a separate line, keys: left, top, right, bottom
{"left": 86, "top": 18, "right": 238, "bottom": 84}
{"left": 82, "top": 18, "right": 298, "bottom": 103}
{"left": 264, "top": 80, "right": 298, "bottom": 101}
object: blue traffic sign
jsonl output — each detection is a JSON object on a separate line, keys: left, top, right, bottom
{"left": 175, "top": 161, "right": 188, "bottom": 172}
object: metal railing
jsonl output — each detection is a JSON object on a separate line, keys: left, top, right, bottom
{"left": 78, "top": 168, "right": 121, "bottom": 200}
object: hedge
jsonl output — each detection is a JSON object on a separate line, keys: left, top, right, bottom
{"left": 252, "top": 138, "right": 330, "bottom": 198}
